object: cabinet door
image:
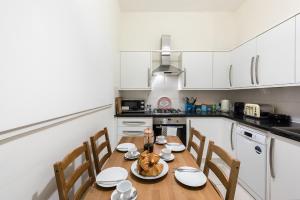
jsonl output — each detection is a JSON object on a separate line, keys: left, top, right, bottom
{"left": 221, "top": 119, "right": 236, "bottom": 158}
{"left": 257, "top": 18, "right": 295, "bottom": 86}
{"left": 295, "top": 15, "right": 300, "bottom": 83}
{"left": 213, "top": 52, "right": 231, "bottom": 89}
{"left": 188, "top": 118, "right": 224, "bottom": 159}
{"left": 120, "top": 52, "right": 151, "bottom": 89}
{"left": 231, "top": 39, "right": 257, "bottom": 88}
{"left": 182, "top": 52, "right": 213, "bottom": 89}
{"left": 269, "top": 137, "right": 300, "bottom": 200}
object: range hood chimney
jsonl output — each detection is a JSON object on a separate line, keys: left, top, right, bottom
{"left": 152, "top": 35, "right": 182, "bottom": 76}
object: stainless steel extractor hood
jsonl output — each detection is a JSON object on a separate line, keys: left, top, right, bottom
{"left": 152, "top": 35, "right": 183, "bottom": 76}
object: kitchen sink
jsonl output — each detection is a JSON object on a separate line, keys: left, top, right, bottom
{"left": 272, "top": 127, "right": 300, "bottom": 135}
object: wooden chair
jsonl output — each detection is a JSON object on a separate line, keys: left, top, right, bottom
{"left": 53, "top": 142, "right": 95, "bottom": 200}
{"left": 90, "top": 127, "right": 112, "bottom": 174}
{"left": 203, "top": 141, "right": 240, "bottom": 200}
{"left": 187, "top": 127, "right": 206, "bottom": 167}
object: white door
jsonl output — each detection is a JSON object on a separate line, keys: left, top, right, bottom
{"left": 256, "top": 18, "right": 295, "bottom": 86}
{"left": 182, "top": 52, "right": 213, "bottom": 89}
{"left": 120, "top": 52, "right": 151, "bottom": 89}
{"left": 295, "top": 15, "right": 300, "bottom": 83}
{"left": 269, "top": 137, "right": 300, "bottom": 200}
{"left": 231, "top": 39, "right": 257, "bottom": 88}
{"left": 213, "top": 52, "right": 232, "bottom": 89}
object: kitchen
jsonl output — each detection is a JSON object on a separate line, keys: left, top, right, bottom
{"left": 1, "top": 0, "right": 300, "bottom": 200}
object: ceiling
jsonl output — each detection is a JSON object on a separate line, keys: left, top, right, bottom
{"left": 119, "top": 0, "right": 246, "bottom": 12}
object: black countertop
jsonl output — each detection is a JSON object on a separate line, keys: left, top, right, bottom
{"left": 115, "top": 112, "right": 300, "bottom": 142}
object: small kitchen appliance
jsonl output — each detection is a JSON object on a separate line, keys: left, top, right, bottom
{"left": 244, "top": 103, "right": 275, "bottom": 118}
{"left": 121, "top": 99, "right": 145, "bottom": 113}
{"left": 234, "top": 102, "right": 245, "bottom": 116}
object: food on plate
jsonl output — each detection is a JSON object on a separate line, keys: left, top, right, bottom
{"left": 137, "top": 151, "right": 163, "bottom": 176}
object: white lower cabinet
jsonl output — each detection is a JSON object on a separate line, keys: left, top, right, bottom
{"left": 269, "top": 136, "right": 300, "bottom": 200}
{"left": 117, "top": 117, "right": 152, "bottom": 142}
{"left": 188, "top": 118, "right": 236, "bottom": 160}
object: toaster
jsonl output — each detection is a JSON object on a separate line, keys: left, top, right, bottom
{"left": 244, "top": 103, "right": 275, "bottom": 118}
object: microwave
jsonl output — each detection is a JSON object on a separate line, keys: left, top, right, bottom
{"left": 121, "top": 99, "right": 145, "bottom": 113}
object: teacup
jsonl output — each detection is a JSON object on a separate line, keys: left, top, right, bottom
{"left": 157, "top": 135, "right": 166, "bottom": 143}
{"left": 161, "top": 148, "right": 172, "bottom": 159}
{"left": 128, "top": 146, "right": 138, "bottom": 157}
{"left": 116, "top": 180, "right": 132, "bottom": 199}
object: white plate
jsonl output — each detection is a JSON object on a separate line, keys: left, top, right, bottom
{"left": 156, "top": 139, "right": 167, "bottom": 145}
{"left": 175, "top": 166, "right": 207, "bottom": 187}
{"left": 124, "top": 152, "right": 140, "bottom": 160}
{"left": 159, "top": 153, "right": 175, "bottom": 162}
{"left": 131, "top": 159, "right": 169, "bottom": 180}
{"left": 165, "top": 143, "right": 185, "bottom": 152}
{"left": 96, "top": 167, "right": 128, "bottom": 188}
{"left": 111, "top": 187, "right": 137, "bottom": 200}
{"left": 116, "top": 143, "right": 136, "bottom": 152}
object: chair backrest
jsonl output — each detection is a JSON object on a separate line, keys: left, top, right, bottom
{"left": 90, "top": 127, "right": 112, "bottom": 174}
{"left": 203, "top": 141, "right": 240, "bottom": 200}
{"left": 53, "top": 142, "right": 95, "bottom": 200}
{"left": 187, "top": 127, "right": 206, "bottom": 167}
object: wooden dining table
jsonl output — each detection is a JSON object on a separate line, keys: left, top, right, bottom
{"left": 84, "top": 136, "right": 222, "bottom": 200}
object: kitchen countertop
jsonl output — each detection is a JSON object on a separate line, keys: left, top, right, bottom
{"left": 115, "top": 112, "right": 300, "bottom": 142}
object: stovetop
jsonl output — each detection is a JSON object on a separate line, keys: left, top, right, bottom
{"left": 152, "top": 108, "right": 184, "bottom": 115}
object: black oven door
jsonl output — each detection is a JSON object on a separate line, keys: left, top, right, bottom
{"left": 153, "top": 124, "right": 186, "bottom": 146}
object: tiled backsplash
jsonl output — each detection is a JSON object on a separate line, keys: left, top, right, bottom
{"left": 119, "top": 76, "right": 300, "bottom": 122}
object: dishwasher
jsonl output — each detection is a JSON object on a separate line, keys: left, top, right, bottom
{"left": 236, "top": 125, "right": 267, "bottom": 200}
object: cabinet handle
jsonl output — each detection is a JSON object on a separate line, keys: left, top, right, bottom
{"left": 184, "top": 68, "right": 187, "bottom": 87}
{"left": 230, "top": 122, "right": 234, "bottom": 150}
{"left": 255, "top": 55, "right": 260, "bottom": 85}
{"left": 269, "top": 138, "right": 275, "bottom": 178}
{"left": 122, "top": 131, "right": 144, "bottom": 136}
{"left": 250, "top": 57, "right": 255, "bottom": 85}
{"left": 123, "top": 121, "right": 146, "bottom": 125}
{"left": 229, "top": 65, "right": 233, "bottom": 87}
{"left": 148, "top": 68, "right": 151, "bottom": 87}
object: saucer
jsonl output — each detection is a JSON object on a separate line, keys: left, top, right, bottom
{"left": 159, "top": 153, "right": 175, "bottom": 162}
{"left": 111, "top": 187, "right": 137, "bottom": 200}
{"left": 156, "top": 139, "right": 167, "bottom": 145}
{"left": 124, "top": 152, "right": 140, "bottom": 160}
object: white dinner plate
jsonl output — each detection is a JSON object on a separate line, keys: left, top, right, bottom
{"left": 165, "top": 143, "right": 185, "bottom": 152}
{"left": 156, "top": 139, "right": 167, "bottom": 145}
{"left": 116, "top": 143, "right": 136, "bottom": 152}
{"left": 159, "top": 153, "right": 175, "bottom": 162}
{"left": 131, "top": 159, "right": 169, "bottom": 180}
{"left": 175, "top": 166, "right": 207, "bottom": 187}
{"left": 124, "top": 151, "right": 140, "bottom": 160}
{"left": 111, "top": 187, "right": 137, "bottom": 200}
{"left": 96, "top": 167, "right": 128, "bottom": 188}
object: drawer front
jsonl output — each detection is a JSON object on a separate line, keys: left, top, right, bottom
{"left": 118, "top": 117, "right": 152, "bottom": 127}
{"left": 118, "top": 127, "right": 150, "bottom": 137}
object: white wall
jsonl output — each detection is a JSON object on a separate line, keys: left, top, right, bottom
{"left": 120, "top": 12, "right": 237, "bottom": 51}
{"left": 0, "top": 0, "right": 120, "bottom": 199}
{"left": 235, "top": 0, "right": 300, "bottom": 44}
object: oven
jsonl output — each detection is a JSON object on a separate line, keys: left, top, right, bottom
{"left": 153, "top": 117, "right": 187, "bottom": 145}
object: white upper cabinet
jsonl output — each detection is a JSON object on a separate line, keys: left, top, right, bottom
{"left": 296, "top": 15, "right": 300, "bottom": 83}
{"left": 120, "top": 52, "right": 151, "bottom": 90}
{"left": 181, "top": 52, "right": 213, "bottom": 89}
{"left": 269, "top": 136, "right": 300, "bottom": 200}
{"left": 213, "top": 52, "right": 232, "bottom": 89}
{"left": 231, "top": 39, "right": 257, "bottom": 88}
{"left": 256, "top": 18, "right": 295, "bottom": 86}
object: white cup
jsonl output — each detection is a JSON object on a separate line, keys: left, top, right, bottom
{"left": 161, "top": 148, "right": 172, "bottom": 159}
{"left": 116, "top": 180, "right": 132, "bottom": 199}
{"left": 128, "top": 146, "right": 138, "bottom": 157}
{"left": 157, "top": 135, "right": 165, "bottom": 143}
